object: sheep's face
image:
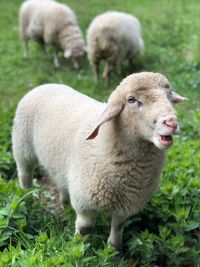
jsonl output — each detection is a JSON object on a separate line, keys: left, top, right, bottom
{"left": 86, "top": 72, "right": 187, "bottom": 151}
{"left": 124, "top": 87, "right": 179, "bottom": 150}
{"left": 64, "top": 46, "right": 86, "bottom": 69}
{"left": 117, "top": 73, "right": 187, "bottom": 150}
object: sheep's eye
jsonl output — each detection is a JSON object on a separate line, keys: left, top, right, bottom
{"left": 127, "top": 96, "right": 143, "bottom": 107}
{"left": 127, "top": 96, "right": 137, "bottom": 103}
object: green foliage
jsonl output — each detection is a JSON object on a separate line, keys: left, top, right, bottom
{"left": 0, "top": 178, "right": 29, "bottom": 247}
{"left": 0, "top": 0, "right": 199, "bottom": 266}
{"left": 0, "top": 107, "right": 16, "bottom": 180}
{"left": 0, "top": 232, "right": 121, "bottom": 267}
{"left": 0, "top": 178, "right": 123, "bottom": 266}
{"left": 125, "top": 139, "right": 200, "bottom": 266}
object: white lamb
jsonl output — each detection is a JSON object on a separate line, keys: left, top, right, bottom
{"left": 19, "top": 0, "right": 86, "bottom": 69}
{"left": 12, "top": 72, "right": 187, "bottom": 251}
{"left": 87, "top": 11, "right": 144, "bottom": 82}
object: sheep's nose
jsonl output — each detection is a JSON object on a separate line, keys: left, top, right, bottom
{"left": 163, "top": 118, "right": 178, "bottom": 131}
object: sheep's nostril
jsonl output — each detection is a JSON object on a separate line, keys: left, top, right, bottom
{"left": 164, "top": 119, "right": 178, "bottom": 130}
{"left": 153, "top": 119, "right": 157, "bottom": 124}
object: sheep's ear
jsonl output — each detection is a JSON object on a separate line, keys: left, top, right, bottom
{"left": 64, "top": 49, "right": 72, "bottom": 58}
{"left": 171, "top": 91, "right": 188, "bottom": 103}
{"left": 86, "top": 102, "right": 124, "bottom": 140}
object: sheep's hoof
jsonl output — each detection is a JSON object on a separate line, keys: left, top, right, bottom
{"left": 78, "top": 226, "right": 92, "bottom": 236}
{"left": 107, "top": 238, "right": 122, "bottom": 253}
{"left": 19, "top": 178, "right": 33, "bottom": 189}
{"left": 53, "top": 58, "right": 60, "bottom": 69}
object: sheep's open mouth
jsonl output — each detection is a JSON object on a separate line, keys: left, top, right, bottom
{"left": 159, "top": 135, "right": 173, "bottom": 147}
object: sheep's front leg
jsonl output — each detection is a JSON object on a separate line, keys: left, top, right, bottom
{"left": 102, "top": 62, "right": 113, "bottom": 84}
{"left": 75, "top": 211, "right": 96, "bottom": 235}
{"left": 107, "top": 213, "right": 128, "bottom": 251}
{"left": 116, "top": 52, "right": 125, "bottom": 75}
{"left": 53, "top": 50, "right": 60, "bottom": 68}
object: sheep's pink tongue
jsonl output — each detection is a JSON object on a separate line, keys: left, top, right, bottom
{"left": 161, "top": 135, "right": 172, "bottom": 141}
{"left": 159, "top": 135, "right": 173, "bottom": 147}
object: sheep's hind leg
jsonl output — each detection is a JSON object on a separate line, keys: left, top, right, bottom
{"left": 107, "top": 213, "right": 128, "bottom": 251}
{"left": 75, "top": 211, "right": 96, "bottom": 235}
{"left": 39, "top": 42, "right": 49, "bottom": 60}
{"left": 23, "top": 39, "right": 29, "bottom": 58}
{"left": 59, "top": 188, "right": 69, "bottom": 206}
{"left": 92, "top": 60, "right": 99, "bottom": 83}
{"left": 17, "top": 161, "right": 35, "bottom": 189}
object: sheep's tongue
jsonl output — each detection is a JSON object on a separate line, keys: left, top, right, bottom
{"left": 159, "top": 134, "right": 173, "bottom": 147}
{"left": 161, "top": 135, "right": 172, "bottom": 141}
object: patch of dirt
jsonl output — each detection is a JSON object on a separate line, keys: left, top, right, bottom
{"left": 35, "top": 176, "right": 64, "bottom": 214}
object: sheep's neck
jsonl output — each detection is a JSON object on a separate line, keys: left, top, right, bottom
{"left": 97, "top": 120, "right": 164, "bottom": 161}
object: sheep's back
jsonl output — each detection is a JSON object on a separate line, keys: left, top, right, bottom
{"left": 19, "top": 0, "right": 78, "bottom": 42}
{"left": 87, "top": 11, "right": 142, "bottom": 60}
{"left": 14, "top": 84, "right": 104, "bottom": 184}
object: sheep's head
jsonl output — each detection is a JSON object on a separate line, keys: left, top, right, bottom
{"left": 86, "top": 72, "right": 187, "bottom": 150}
{"left": 64, "top": 45, "right": 86, "bottom": 69}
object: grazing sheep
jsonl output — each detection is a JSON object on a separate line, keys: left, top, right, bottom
{"left": 19, "top": 0, "right": 86, "bottom": 69}
{"left": 12, "top": 72, "right": 187, "bottom": 251}
{"left": 87, "top": 11, "right": 144, "bottom": 82}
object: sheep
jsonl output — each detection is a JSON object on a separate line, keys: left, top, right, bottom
{"left": 19, "top": 0, "right": 86, "bottom": 69}
{"left": 12, "top": 72, "right": 187, "bottom": 251}
{"left": 87, "top": 11, "right": 144, "bottom": 83}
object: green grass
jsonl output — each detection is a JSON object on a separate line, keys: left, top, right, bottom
{"left": 0, "top": 0, "right": 199, "bottom": 266}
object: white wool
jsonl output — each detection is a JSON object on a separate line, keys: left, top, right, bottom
{"left": 12, "top": 72, "right": 186, "bottom": 250}
{"left": 87, "top": 11, "right": 144, "bottom": 82}
{"left": 19, "top": 0, "right": 86, "bottom": 68}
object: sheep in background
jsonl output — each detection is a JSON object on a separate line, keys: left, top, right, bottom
{"left": 19, "top": 0, "right": 86, "bottom": 69}
{"left": 87, "top": 11, "right": 144, "bottom": 83}
{"left": 12, "top": 72, "right": 187, "bottom": 251}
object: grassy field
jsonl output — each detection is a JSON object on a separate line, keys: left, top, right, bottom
{"left": 0, "top": 0, "right": 200, "bottom": 266}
